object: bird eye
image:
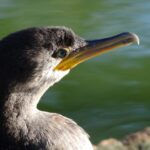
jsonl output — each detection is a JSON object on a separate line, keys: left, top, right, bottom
{"left": 52, "top": 48, "right": 68, "bottom": 58}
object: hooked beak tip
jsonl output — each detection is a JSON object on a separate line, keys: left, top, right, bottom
{"left": 120, "top": 32, "right": 140, "bottom": 45}
{"left": 132, "top": 33, "right": 140, "bottom": 45}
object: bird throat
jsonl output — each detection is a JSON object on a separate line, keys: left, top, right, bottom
{"left": 0, "top": 69, "right": 70, "bottom": 131}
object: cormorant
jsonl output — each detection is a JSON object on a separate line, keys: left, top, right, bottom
{"left": 0, "top": 27, "right": 139, "bottom": 150}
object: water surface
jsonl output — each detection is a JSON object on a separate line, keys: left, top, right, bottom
{"left": 0, "top": 0, "right": 150, "bottom": 143}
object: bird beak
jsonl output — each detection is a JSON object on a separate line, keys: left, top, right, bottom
{"left": 54, "top": 32, "right": 139, "bottom": 71}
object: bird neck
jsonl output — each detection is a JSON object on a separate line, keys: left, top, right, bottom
{"left": 0, "top": 86, "right": 43, "bottom": 141}
{"left": 0, "top": 87, "right": 42, "bottom": 125}
{"left": 0, "top": 69, "right": 70, "bottom": 127}
{"left": 5, "top": 92, "right": 38, "bottom": 116}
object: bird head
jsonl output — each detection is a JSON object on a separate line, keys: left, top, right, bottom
{"left": 0, "top": 27, "right": 139, "bottom": 93}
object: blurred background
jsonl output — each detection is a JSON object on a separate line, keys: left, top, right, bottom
{"left": 0, "top": 0, "right": 150, "bottom": 144}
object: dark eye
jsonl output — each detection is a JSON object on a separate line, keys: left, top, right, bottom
{"left": 52, "top": 49, "right": 68, "bottom": 58}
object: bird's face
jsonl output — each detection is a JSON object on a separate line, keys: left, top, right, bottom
{"left": 0, "top": 27, "right": 86, "bottom": 91}
{"left": 0, "top": 27, "right": 139, "bottom": 92}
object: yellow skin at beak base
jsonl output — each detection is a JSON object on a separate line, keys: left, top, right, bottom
{"left": 54, "top": 32, "right": 139, "bottom": 71}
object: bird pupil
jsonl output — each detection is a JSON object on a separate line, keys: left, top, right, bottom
{"left": 57, "top": 49, "right": 67, "bottom": 58}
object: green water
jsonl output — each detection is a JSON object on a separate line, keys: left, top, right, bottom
{"left": 0, "top": 0, "right": 150, "bottom": 143}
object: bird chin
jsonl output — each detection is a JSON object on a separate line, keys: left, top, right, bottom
{"left": 43, "top": 69, "right": 70, "bottom": 88}
{"left": 53, "top": 69, "right": 70, "bottom": 83}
